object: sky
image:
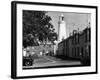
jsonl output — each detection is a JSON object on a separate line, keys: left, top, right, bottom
{"left": 46, "top": 11, "right": 91, "bottom": 37}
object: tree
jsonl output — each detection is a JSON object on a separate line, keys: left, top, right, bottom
{"left": 23, "top": 10, "right": 57, "bottom": 48}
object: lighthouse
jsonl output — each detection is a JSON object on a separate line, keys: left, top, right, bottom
{"left": 58, "top": 14, "right": 67, "bottom": 42}
{"left": 54, "top": 14, "right": 67, "bottom": 55}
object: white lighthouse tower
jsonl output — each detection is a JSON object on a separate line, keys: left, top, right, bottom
{"left": 54, "top": 14, "right": 67, "bottom": 56}
{"left": 58, "top": 14, "right": 67, "bottom": 42}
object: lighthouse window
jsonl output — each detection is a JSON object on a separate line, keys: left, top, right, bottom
{"left": 62, "top": 17, "right": 64, "bottom": 20}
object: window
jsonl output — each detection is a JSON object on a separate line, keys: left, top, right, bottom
{"left": 85, "top": 29, "right": 90, "bottom": 42}
{"left": 88, "top": 45, "right": 91, "bottom": 56}
{"left": 72, "top": 48, "right": 73, "bottom": 57}
{"left": 87, "top": 30, "right": 89, "bottom": 41}
{"left": 85, "top": 32, "right": 87, "bottom": 42}
{"left": 77, "top": 47, "right": 80, "bottom": 57}
{"left": 74, "top": 47, "right": 76, "bottom": 57}
{"left": 76, "top": 35, "right": 77, "bottom": 44}
{"left": 76, "top": 34, "right": 79, "bottom": 44}
{"left": 81, "top": 47, "right": 84, "bottom": 57}
{"left": 72, "top": 37, "right": 74, "bottom": 45}
{"left": 78, "top": 34, "right": 79, "bottom": 43}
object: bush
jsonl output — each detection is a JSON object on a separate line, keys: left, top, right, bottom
{"left": 31, "top": 53, "right": 39, "bottom": 59}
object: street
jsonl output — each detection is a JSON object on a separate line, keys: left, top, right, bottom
{"left": 23, "top": 55, "right": 82, "bottom": 69}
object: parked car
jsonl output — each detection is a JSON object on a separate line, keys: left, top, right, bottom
{"left": 23, "top": 56, "right": 34, "bottom": 66}
{"left": 80, "top": 56, "right": 90, "bottom": 66}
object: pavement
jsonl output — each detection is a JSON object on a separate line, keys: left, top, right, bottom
{"left": 23, "top": 55, "right": 82, "bottom": 68}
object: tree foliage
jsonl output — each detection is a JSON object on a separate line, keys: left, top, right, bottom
{"left": 23, "top": 10, "right": 57, "bottom": 47}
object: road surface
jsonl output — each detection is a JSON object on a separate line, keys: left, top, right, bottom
{"left": 23, "top": 55, "right": 82, "bottom": 69}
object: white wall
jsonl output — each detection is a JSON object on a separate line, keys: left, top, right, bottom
{"left": 0, "top": 0, "right": 99, "bottom": 80}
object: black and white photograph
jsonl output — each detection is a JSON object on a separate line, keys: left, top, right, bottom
{"left": 22, "top": 10, "right": 91, "bottom": 69}
{"left": 11, "top": 1, "right": 97, "bottom": 79}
